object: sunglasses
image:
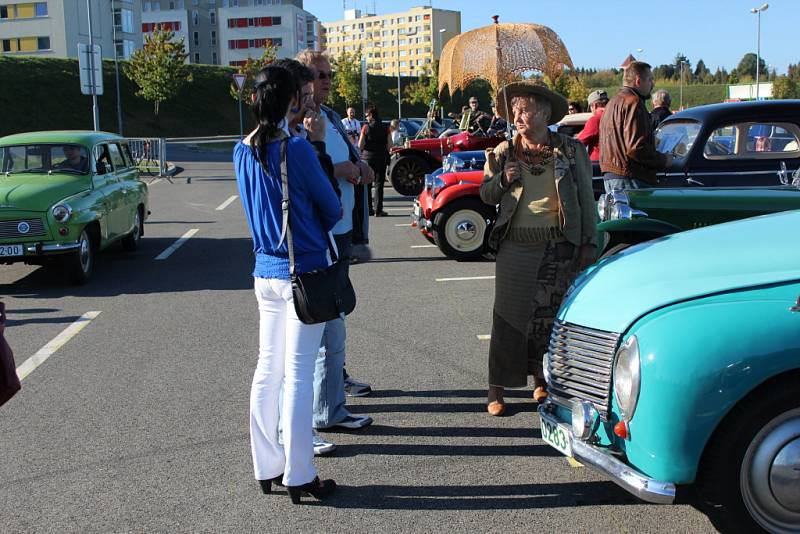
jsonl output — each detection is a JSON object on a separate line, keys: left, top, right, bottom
{"left": 317, "top": 70, "right": 334, "bottom": 80}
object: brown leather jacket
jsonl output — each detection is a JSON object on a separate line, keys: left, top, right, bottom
{"left": 599, "top": 86, "right": 668, "bottom": 184}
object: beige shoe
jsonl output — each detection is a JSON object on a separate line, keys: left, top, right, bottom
{"left": 532, "top": 386, "right": 548, "bottom": 403}
{"left": 487, "top": 400, "right": 506, "bottom": 416}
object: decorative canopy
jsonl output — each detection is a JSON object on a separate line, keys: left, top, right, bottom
{"left": 438, "top": 19, "right": 574, "bottom": 95}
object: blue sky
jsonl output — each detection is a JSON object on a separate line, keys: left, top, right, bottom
{"left": 304, "top": 0, "right": 798, "bottom": 74}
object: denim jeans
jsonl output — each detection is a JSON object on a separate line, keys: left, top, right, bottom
{"left": 603, "top": 173, "right": 650, "bottom": 193}
{"left": 312, "top": 231, "right": 352, "bottom": 429}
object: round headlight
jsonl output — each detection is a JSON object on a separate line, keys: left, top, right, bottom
{"left": 613, "top": 336, "right": 641, "bottom": 421}
{"left": 52, "top": 204, "right": 72, "bottom": 223}
{"left": 571, "top": 399, "right": 597, "bottom": 440}
{"left": 610, "top": 203, "right": 632, "bottom": 220}
{"left": 542, "top": 351, "right": 551, "bottom": 384}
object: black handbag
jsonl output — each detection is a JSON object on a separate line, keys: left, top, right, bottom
{"left": 0, "top": 302, "right": 21, "bottom": 408}
{"left": 273, "top": 140, "right": 356, "bottom": 325}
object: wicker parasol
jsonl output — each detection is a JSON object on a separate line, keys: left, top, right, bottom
{"left": 438, "top": 18, "right": 574, "bottom": 96}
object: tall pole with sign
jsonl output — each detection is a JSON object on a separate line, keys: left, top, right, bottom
{"left": 86, "top": 0, "right": 99, "bottom": 131}
{"left": 233, "top": 73, "right": 247, "bottom": 139}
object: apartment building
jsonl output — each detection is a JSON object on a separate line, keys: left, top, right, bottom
{"left": 321, "top": 6, "right": 460, "bottom": 77}
{"left": 141, "top": 0, "right": 218, "bottom": 65}
{"left": 0, "top": 0, "right": 141, "bottom": 59}
{"left": 217, "top": 0, "right": 318, "bottom": 66}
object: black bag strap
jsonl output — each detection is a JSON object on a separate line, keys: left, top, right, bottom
{"left": 262, "top": 138, "right": 338, "bottom": 277}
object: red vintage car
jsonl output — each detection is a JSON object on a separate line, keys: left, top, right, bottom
{"left": 411, "top": 151, "right": 493, "bottom": 260}
{"left": 388, "top": 131, "right": 504, "bottom": 196}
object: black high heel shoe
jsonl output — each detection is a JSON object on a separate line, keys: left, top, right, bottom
{"left": 286, "top": 476, "right": 337, "bottom": 504}
{"left": 258, "top": 474, "right": 284, "bottom": 494}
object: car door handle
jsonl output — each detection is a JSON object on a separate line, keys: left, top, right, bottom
{"left": 686, "top": 177, "right": 705, "bottom": 186}
{"left": 791, "top": 297, "right": 800, "bottom": 313}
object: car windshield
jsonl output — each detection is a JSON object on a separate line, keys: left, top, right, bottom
{"left": 0, "top": 144, "right": 90, "bottom": 175}
{"left": 655, "top": 121, "right": 701, "bottom": 159}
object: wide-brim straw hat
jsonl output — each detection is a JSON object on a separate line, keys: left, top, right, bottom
{"left": 495, "top": 80, "right": 569, "bottom": 125}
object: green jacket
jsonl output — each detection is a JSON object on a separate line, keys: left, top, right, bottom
{"left": 480, "top": 131, "right": 598, "bottom": 251}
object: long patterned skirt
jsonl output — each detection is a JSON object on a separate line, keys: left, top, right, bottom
{"left": 488, "top": 236, "right": 579, "bottom": 388}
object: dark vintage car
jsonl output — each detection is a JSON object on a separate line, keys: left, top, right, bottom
{"left": 388, "top": 131, "right": 505, "bottom": 197}
{"left": 652, "top": 100, "right": 800, "bottom": 187}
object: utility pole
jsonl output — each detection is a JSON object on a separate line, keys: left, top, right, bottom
{"left": 87, "top": 0, "right": 100, "bottom": 131}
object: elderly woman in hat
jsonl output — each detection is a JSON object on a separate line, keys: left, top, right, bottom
{"left": 480, "top": 81, "right": 597, "bottom": 416}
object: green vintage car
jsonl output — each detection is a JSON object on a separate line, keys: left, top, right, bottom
{"left": 596, "top": 183, "right": 800, "bottom": 257}
{"left": 0, "top": 131, "right": 149, "bottom": 284}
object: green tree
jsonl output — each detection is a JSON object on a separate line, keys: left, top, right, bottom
{"left": 694, "top": 59, "right": 711, "bottom": 82}
{"left": 229, "top": 42, "right": 278, "bottom": 102}
{"left": 331, "top": 49, "right": 362, "bottom": 108}
{"left": 543, "top": 72, "right": 570, "bottom": 98}
{"left": 125, "top": 26, "right": 191, "bottom": 116}
{"left": 728, "top": 70, "right": 741, "bottom": 84}
{"left": 403, "top": 61, "right": 439, "bottom": 107}
{"left": 736, "top": 52, "right": 767, "bottom": 79}
{"left": 772, "top": 75, "right": 798, "bottom": 99}
{"left": 674, "top": 53, "right": 691, "bottom": 83}
{"left": 567, "top": 77, "right": 589, "bottom": 105}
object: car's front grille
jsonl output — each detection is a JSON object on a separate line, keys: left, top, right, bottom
{"left": 0, "top": 218, "right": 46, "bottom": 239}
{"left": 546, "top": 320, "right": 621, "bottom": 419}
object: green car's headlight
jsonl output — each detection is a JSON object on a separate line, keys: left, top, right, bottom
{"left": 52, "top": 204, "right": 72, "bottom": 223}
{"left": 613, "top": 336, "right": 641, "bottom": 421}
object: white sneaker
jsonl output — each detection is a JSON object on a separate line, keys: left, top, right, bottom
{"left": 313, "top": 431, "right": 337, "bottom": 456}
{"left": 344, "top": 376, "right": 372, "bottom": 397}
{"left": 279, "top": 430, "right": 337, "bottom": 456}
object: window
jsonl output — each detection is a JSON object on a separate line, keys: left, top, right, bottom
{"left": 152, "top": 3, "right": 160, "bottom": 11}
{"left": 212, "top": 52, "right": 217, "bottom": 64}
{"left": 194, "top": 52, "right": 200, "bottom": 63}
{"left": 142, "top": 2, "right": 149, "bottom": 11}
{"left": 94, "top": 145, "right": 114, "bottom": 174}
{"left": 108, "top": 144, "right": 127, "bottom": 170}
{"left": 193, "top": 10, "right": 199, "bottom": 25}
{"left": 169, "top": 1, "right": 175, "bottom": 7}
{"left": 35, "top": 2, "right": 47, "bottom": 17}
{"left": 701, "top": 122, "right": 800, "bottom": 159}
{"left": 0, "top": 6, "right": 8, "bottom": 19}
{"left": 114, "top": 8, "right": 134, "bottom": 33}
{"left": 210, "top": 11, "right": 215, "bottom": 25}
{"left": 193, "top": 31, "right": 199, "bottom": 46}
{"left": 655, "top": 121, "right": 701, "bottom": 160}
{"left": 2, "top": 40, "right": 11, "bottom": 53}
{"left": 37, "top": 36, "right": 50, "bottom": 50}
{"left": 399, "top": 50, "right": 406, "bottom": 56}
{"left": 415, "top": 15, "right": 421, "bottom": 21}
{"left": 192, "top": 0, "right": 199, "bottom": 4}
{"left": 399, "top": 61, "right": 407, "bottom": 67}
{"left": 273, "top": 16, "right": 281, "bottom": 25}
{"left": 210, "top": 31, "right": 216, "bottom": 46}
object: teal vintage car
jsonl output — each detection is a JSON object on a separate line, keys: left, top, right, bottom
{"left": 597, "top": 183, "right": 800, "bottom": 257}
{"left": 538, "top": 210, "right": 800, "bottom": 532}
{"left": 0, "top": 131, "right": 149, "bottom": 284}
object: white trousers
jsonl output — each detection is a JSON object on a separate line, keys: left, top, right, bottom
{"left": 250, "top": 277, "right": 325, "bottom": 486}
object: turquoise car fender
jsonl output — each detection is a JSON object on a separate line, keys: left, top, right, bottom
{"left": 597, "top": 217, "right": 683, "bottom": 236}
{"left": 618, "top": 282, "right": 800, "bottom": 484}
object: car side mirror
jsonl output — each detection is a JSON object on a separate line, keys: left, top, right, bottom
{"left": 95, "top": 161, "right": 107, "bottom": 175}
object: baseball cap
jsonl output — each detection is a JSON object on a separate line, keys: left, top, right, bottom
{"left": 587, "top": 90, "right": 608, "bottom": 106}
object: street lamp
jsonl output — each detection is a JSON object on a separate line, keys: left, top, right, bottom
{"left": 397, "top": 27, "right": 418, "bottom": 119}
{"left": 750, "top": 3, "right": 769, "bottom": 100}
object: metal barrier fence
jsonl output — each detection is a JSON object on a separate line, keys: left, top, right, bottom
{"left": 127, "top": 137, "right": 166, "bottom": 178}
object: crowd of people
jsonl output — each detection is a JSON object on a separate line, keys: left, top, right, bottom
{"left": 233, "top": 50, "right": 678, "bottom": 501}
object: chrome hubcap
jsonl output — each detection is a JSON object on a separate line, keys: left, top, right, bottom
{"left": 79, "top": 232, "right": 91, "bottom": 273}
{"left": 741, "top": 409, "right": 800, "bottom": 532}
{"left": 770, "top": 438, "right": 800, "bottom": 512}
{"left": 445, "top": 209, "right": 486, "bottom": 252}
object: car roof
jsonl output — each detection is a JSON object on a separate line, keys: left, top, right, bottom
{"left": 0, "top": 130, "right": 125, "bottom": 146}
{"left": 556, "top": 112, "right": 592, "bottom": 126}
{"left": 664, "top": 100, "right": 800, "bottom": 125}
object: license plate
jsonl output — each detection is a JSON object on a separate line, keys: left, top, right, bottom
{"left": 0, "top": 244, "right": 23, "bottom": 257}
{"left": 539, "top": 412, "right": 573, "bottom": 457}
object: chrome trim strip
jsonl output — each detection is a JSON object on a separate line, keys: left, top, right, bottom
{"left": 24, "top": 242, "right": 81, "bottom": 254}
{"left": 538, "top": 404, "right": 676, "bottom": 504}
{"left": 687, "top": 169, "right": 785, "bottom": 177}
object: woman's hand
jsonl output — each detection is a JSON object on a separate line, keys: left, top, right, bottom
{"left": 503, "top": 160, "right": 520, "bottom": 186}
{"left": 304, "top": 111, "right": 326, "bottom": 143}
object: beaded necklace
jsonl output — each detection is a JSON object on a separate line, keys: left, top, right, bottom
{"left": 515, "top": 140, "right": 554, "bottom": 176}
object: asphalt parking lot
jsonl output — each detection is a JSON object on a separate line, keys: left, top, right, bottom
{"left": 0, "top": 158, "right": 720, "bottom": 532}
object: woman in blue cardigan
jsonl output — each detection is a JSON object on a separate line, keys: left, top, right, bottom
{"left": 234, "top": 65, "right": 341, "bottom": 504}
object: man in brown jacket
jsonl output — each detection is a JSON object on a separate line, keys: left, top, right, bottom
{"left": 600, "top": 61, "right": 673, "bottom": 192}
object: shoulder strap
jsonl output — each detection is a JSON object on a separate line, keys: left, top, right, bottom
{"left": 277, "top": 139, "right": 295, "bottom": 274}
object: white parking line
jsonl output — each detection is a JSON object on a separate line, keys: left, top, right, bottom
{"left": 155, "top": 229, "right": 199, "bottom": 260}
{"left": 215, "top": 195, "right": 238, "bottom": 211}
{"left": 394, "top": 223, "right": 412, "bottom": 227}
{"left": 436, "top": 275, "right": 495, "bottom": 282}
{"left": 476, "top": 334, "right": 491, "bottom": 341}
{"left": 149, "top": 179, "right": 162, "bottom": 185}
{"left": 411, "top": 244, "right": 437, "bottom": 248}
{"left": 385, "top": 207, "right": 412, "bottom": 211}
{"left": 16, "top": 311, "right": 102, "bottom": 381}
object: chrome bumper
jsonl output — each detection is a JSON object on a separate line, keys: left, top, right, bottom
{"left": 24, "top": 242, "right": 81, "bottom": 254}
{"left": 538, "top": 403, "right": 676, "bottom": 504}
{"left": 410, "top": 200, "right": 432, "bottom": 230}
